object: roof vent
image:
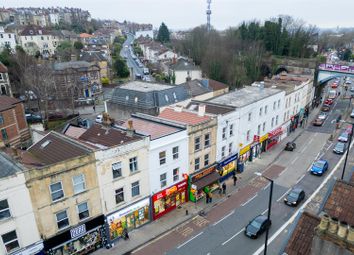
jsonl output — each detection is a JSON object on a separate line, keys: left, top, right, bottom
{"left": 40, "top": 140, "right": 51, "bottom": 149}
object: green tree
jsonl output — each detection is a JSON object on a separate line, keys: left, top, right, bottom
{"left": 114, "top": 57, "right": 130, "bottom": 78}
{"left": 342, "top": 49, "right": 352, "bottom": 61}
{"left": 56, "top": 41, "right": 73, "bottom": 61}
{"left": 73, "top": 41, "right": 84, "bottom": 50}
{"left": 157, "top": 22, "right": 170, "bottom": 43}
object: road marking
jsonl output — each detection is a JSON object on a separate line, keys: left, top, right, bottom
{"left": 308, "top": 137, "right": 314, "bottom": 144}
{"left": 277, "top": 188, "right": 291, "bottom": 202}
{"left": 278, "top": 168, "right": 286, "bottom": 176}
{"left": 177, "top": 231, "right": 204, "bottom": 249}
{"left": 263, "top": 183, "right": 270, "bottom": 190}
{"left": 252, "top": 138, "right": 354, "bottom": 255}
{"left": 222, "top": 228, "right": 245, "bottom": 246}
{"left": 212, "top": 210, "right": 235, "bottom": 226}
{"left": 297, "top": 174, "right": 306, "bottom": 183}
{"left": 261, "top": 209, "right": 268, "bottom": 215}
{"left": 290, "top": 156, "right": 299, "bottom": 165}
{"left": 300, "top": 144, "right": 308, "bottom": 153}
{"left": 241, "top": 194, "right": 257, "bottom": 207}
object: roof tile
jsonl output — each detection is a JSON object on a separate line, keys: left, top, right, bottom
{"left": 158, "top": 108, "right": 211, "bottom": 125}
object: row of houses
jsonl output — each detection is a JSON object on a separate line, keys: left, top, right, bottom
{"left": 0, "top": 70, "right": 314, "bottom": 254}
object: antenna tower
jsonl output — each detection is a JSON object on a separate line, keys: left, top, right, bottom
{"left": 206, "top": 0, "right": 211, "bottom": 32}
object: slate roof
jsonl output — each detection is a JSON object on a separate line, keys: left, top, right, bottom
{"left": 0, "top": 152, "right": 22, "bottom": 178}
{"left": 170, "top": 58, "right": 200, "bottom": 71}
{"left": 0, "top": 96, "right": 21, "bottom": 112}
{"left": 283, "top": 211, "right": 320, "bottom": 255}
{"left": 110, "top": 81, "right": 190, "bottom": 109}
{"left": 207, "top": 79, "right": 229, "bottom": 91}
{"left": 79, "top": 124, "right": 141, "bottom": 148}
{"left": 53, "top": 61, "right": 94, "bottom": 71}
{"left": 323, "top": 180, "right": 354, "bottom": 226}
{"left": 181, "top": 80, "right": 211, "bottom": 97}
{"left": 187, "top": 102, "right": 235, "bottom": 115}
{"left": 79, "top": 52, "right": 106, "bottom": 62}
{"left": 158, "top": 108, "right": 211, "bottom": 125}
{"left": 0, "top": 62, "right": 8, "bottom": 73}
{"left": 19, "top": 25, "right": 51, "bottom": 36}
{"left": 64, "top": 125, "right": 87, "bottom": 139}
{"left": 26, "top": 132, "right": 91, "bottom": 166}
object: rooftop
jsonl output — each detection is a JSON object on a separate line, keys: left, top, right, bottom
{"left": 170, "top": 58, "right": 201, "bottom": 71}
{"left": 181, "top": 79, "right": 212, "bottom": 97}
{"left": 0, "top": 95, "right": 21, "bottom": 112}
{"left": 207, "top": 79, "right": 229, "bottom": 91}
{"left": 0, "top": 151, "right": 22, "bottom": 178}
{"left": 158, "top": 107, "right": 211, "bottom": 126}
{"left": 63, "top": 125, "right": 86, "bottom": 139}
{"left": 208, "top": 86, "right": 282, "bottom": 108}
{"left": 0, "top": 62, "right": 8, "bottom": 73}
{"left": 19, "top": 25, "right": 51, "bottom": 36}
{"left": 53, "top": 61, "right": 96, "bottom": 71}
{"left": 119, "top": 81, "right": 174, "bottom": 92}
{"left": 187, "top": 102, "right": 235, "bottom": 115}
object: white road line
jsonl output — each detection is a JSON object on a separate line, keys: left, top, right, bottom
{"left": 212, "top": 210, "right": 235, "bottom": 226}
{"left": 297, "top": 174, "right": 306, "bottom": 184}
{"left": 308, "top": 137, "right": 314, "bottom": 144}
{"left": 222, "top": 228, "right": 245, "bottom": 246}
{"left": 261, "top": 209, "right": 268, "bottom": 215}
{"left": 241, "top": 194, "right": 257, "bottom": 207}
{"left": 276, "top": 188, "right": 291, "bottom": 202}
{"left": 300, "top": 144, "right": 308, "bottom": 153}
{"left": 177, "top": 231, "right": 204, "bottom": 249}
{"left": 263, "top": 183, "right": 270, "bottom": 190}
{"left": 290, "top": 156, "right": 299, "bottom": 165}
{"left": 252, "top": 138, "right": 354, "bottom": 255}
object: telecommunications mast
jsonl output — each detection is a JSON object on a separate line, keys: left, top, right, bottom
{"left": 206, "top": 0, "right": 212, "bottom": 31}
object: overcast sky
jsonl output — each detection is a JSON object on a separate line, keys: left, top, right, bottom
{"left": 4, "top": 0, "right": 354, "bottom": 30}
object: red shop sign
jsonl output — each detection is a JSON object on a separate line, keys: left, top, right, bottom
{"left": 268, "top": 127, "right": 282, "bottom": 138}
{"left": 152, "top": 180, "right": 187, "bottom": 202}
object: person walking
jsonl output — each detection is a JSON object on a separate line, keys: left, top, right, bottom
{"left": 233, "top": 174, "right": 238, "bottom": 186}
{"left": 218, "top": 183, "right": 222, "bottom": 196}
{"left": 222, "top": 182, "right": 226, "bottom": 195}
{"left": 93, "top": 105, "right": 96, "bottom": 112}
{"left": 122, "top": 228, "right": 129, "bottom": 240}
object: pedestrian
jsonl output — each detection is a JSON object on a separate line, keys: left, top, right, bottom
{"left": 218, "top": 183, "right": 222, "bottom": 196}
{"left": 205, "top": 193, "right": 209, "bottom": 203}
{"left": 93, "top": 105, "right": 96, "bottom": 112}
{"left": 222, "top": 182, "right": 226, "bottom": 195}
{"left": 233, "top": 175, "right": 238, "bottom": 186}
{"left": 208, "top": 192, "right": 213, "bottom": 203}
{"left": 122, "top": 228, "right": 129, "bottom": 240}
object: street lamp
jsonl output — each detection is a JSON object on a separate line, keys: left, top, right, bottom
{"left": 340, "top": 121, "right": 354, "bottom": 180}
{"left": 255, "top": 172, "right": 273, "bottom": 255}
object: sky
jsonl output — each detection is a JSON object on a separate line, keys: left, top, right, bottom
{"left": 4, "top": 0, "right": 354, "bottom": 30}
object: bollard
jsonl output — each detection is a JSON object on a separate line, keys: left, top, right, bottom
{"left": 186, "top": 209, "right": 189, "bottom": 215}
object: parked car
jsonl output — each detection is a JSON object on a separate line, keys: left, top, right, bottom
{"left": 345, "top": 125, "right": 353, "bottom": 135}
{"left": 338, "top": 132, "right": 349, "bottom": 142}
{"left": 321, "top": 104, "right": 331, "bottom": 112}
{"left": 313, "top": 118, "right": 324, "bottom": 126}
{"left": 284, "top": 188, "right": 305, "bottom": 206}
{"left": 351, "top": 109, "right": 354, "bottom": 118}
{"left": 331, "top": 83, "right": 338, "bottom": 88}
{"left": 318, "top": 112, "right": 328, "bottom": 120}
{"left": 244, "top": 215, "right": 271, "bottom": 239}
{"left": 25, "top": 113, "right": 42, "bottom": 124}
{"left": 350, "top": 86, "right": 354, "bottom": 93}
{"left": 135, "top": 73, "right": 142, "bottom": 80}
{"left": 95, "top": 114, "right": 103, "bottom": 124}
{"left": 284, "top": 142, "right": 296, "bottom": 151}
{"left": 310, "top": 159, "right": 329, "bottom": 176}
{"left": 324, "top": 98, "right": 334, "bottom": 105}
{"left": 48, "top": 112, "right": 64, "bottom": 120}
{"left": 333, "top": 142, "right": 347, "bottom": 154}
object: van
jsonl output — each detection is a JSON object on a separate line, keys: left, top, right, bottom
{"left": 328, "top": 90, "right": 336, "bottom": 99}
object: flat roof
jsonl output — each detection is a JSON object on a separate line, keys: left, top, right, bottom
{"left": 209, "top": 86, "right": 282, "bottom": 108}
{"left": 119, "top": 81, "right": 174, "bottom": 92}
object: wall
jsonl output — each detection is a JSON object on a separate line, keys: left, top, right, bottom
{"left": 19, "top": 34, "right": 62, "bottom": 57}
{"left": 175, "top": 70, "right": 202, "bottom": 85}
{"left": 0, "top": 32, "right": 16, "bottom": 52}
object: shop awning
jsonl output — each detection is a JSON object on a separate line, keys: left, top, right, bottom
{"left": 193, "top": 171, "right": 220, "bottom": 191}
{"left": 268, "top": 127, "right": 282, "bottom": 138}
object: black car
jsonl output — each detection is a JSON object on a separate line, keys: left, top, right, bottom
{"left": 285, "top": 142, "right": 296, "bottom": 151}
{"left": 245, "top": 215, "right": 271, "bottom": 239}
{"left": 284, "top": 188, "right": 305, "bottom": 206}
{"left": 25, "top": 113, "right": 42, "bottom": 124}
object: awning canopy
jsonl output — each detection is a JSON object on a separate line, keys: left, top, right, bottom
{"left": 192, "top": 171, "right": 220, "bottom": 191}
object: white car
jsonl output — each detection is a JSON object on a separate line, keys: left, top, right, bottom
{"left": 318, "top": 112, "right": 328, "bottom": 120}
{"left": 351, "top": 109, "right": 354, "bottom": 118}
{"left": 95, "top": 114, "right": 103, "bottom": 123}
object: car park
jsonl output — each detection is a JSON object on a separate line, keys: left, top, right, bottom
{"left": 338, "top": 132, "right": 349, "bottom": 142}
{"left": 244, "top": 215, "right": 271, "bottom": 239}
{"left": 321, "top": 104, "right": 331, "bottom": 112}
{"left": 284, "top": 142, "right": 296, "bottom": 151}
{"left": 313, "top": 118, "right": 324, "bottom": 126}
{"left": 95, "top": 114, "right": 103, "bottom": 124}
{"left": 333, "top": 142, "right": 346, "bottom": 154}
{"left": 310, "top": 159, "right": 329, "bottom": 176}
{"left": 284, "top": 188, "right": 305, "bottom": 206}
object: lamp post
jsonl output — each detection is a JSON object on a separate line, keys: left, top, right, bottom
{"left": 340, "top": 121, "right": 354, "bottom": 180}
{"left": 255, "top": 172, "right": 273, "bottom": 255}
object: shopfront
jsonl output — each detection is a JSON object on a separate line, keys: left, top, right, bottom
{"left": 267, "top": 127, "right": 283, "bottom": 150}
{"left": 152, "top": 180, "right": 188, "bottom": 220}
{"left": 217, "top": 153, "right": 238, "bottom": 182}
{"left": 189, "top": 164, "right": 219, "bottom": 202}
{"left": 44, "top": 215, "right": 105, "bottom": 255}
{"left": 11, "top": 241, "right": 44, "bottom": 255}
{"left": 107, "top": 197, "right": 150, "bottom": 241}
{"left": 238, "top": 145, "right": 251, "bottom": 164}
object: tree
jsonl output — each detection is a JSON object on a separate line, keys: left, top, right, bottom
{"left": 157, "top": 22, "right": 170, "bottom": 43}
{"left": 56, "top": 41, "right": 73, "bottom": 61}
{"left": 342, "top": 49, "right": 352, "bottom": 61}
{"left": 114, "top": 57, "right": 130, "bottom": 78}
{"left": 73, "top": 41, "right": 84, "bottom": 50}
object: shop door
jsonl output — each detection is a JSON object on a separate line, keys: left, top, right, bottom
{"left": 126, "top": 213, "right": 136, "bottom": 231}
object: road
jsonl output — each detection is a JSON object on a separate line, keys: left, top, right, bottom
{"left": 131, "top": 78, "right": 353, "bottom": 255}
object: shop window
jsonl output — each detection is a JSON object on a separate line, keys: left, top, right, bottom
{"left": 194, "top": 136, "right": 201, "bottom": 151}
{"left": 265, "top": 106, "right": 268, "bottom": 115}
{"left": 0, "top": 114, "right": 4, "bottom": 125}
{"left": 0, "top": 199, "right": 11, "bottom": 220}
{"left": 248, "top": 113, "right": 252, "bottom": 121}
{"left": 160, "top": 173, "right": 167, "bottom": 188}
{"left": 50, "top": 182, "right": 64, "bottom": 202}
{"left": 173, "top": 168, "right": 179, "bottom": 182}
{"left": 204, "top": 133, "right": 210, "bottom": 147}
{"left": 276, "top": 115, "right": 279, "bottom": 125}
{"left": 271, "top": 117, "right": 274, "bottom": 128}
{"left": 259, "top": 107, "right": 263, "bottom": 116}
{"left": 229, "top": 124, "right": 234, "bottom": 136}
{"left": 115, "top": 188, "right": 124, "bottom": 204}
{"left": 229, "top": 143, "right": 232, "bottom": 154}
{"left": 263, "top": 122, "right": 266, "bottom": 132}
{"left": 77, "top": 202, "right": 89, "bottom": 220}
{"left": 131, "top": 181, "right": 140, "bottom": 197}
{"left": 129, "top": 157, "right": 138, "bottom": 173}
{"left": 172, "top": 146, "right": 179, "bottom": 159}
{"left": 1, "top": 230, "right": 19, "bottom": 253}
{"left": 257, "top": 125, "right": 261, "bottom": 135}
{"left": 56, "top": 210, "right": 69, "bottom": 229}
{"left": 204, "top": 154, "right": 209, "bottom": 166}
{"left": 246, "top": 130, "right": 250, "bottom": 141}
{"left": 112, "top": 162, "right": 122, "bottom": 179}
{"left": 194, "top": 158, "right": 200, "bottom": 171}
{"left": 72, "top": 174, "right": 86, "bottom": 194}
{"left": 159, "top": 151, "right": 166, "bottom": 165}
{"left": 222, "top": 127, "right": 227, "bottom": 140}
{"left": 221, "top": 146, "right": 226, "bottom": 158}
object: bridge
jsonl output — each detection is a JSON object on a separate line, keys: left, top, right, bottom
{"left": 317, "top": 63, "right": 354, "bottom": 85}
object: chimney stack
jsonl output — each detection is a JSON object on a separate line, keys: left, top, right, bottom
{"left": 128, "top": 120, "right": 134, "bottom": 130}
{"left": 198, "top": 104, "right": 206, "bottom": 117}
{"left": 347, "top": 225, "right": 354, "bottom": 243}
{"left": 126, "top": 120, "right": 134, "bottom": 137}
{"left": 174, "top": 105, "right": 183, "bottom": 112}
{"left": 328, "top": 217, "right": 339, "bottom": 235}
{"left": 318, "top": 214, "right": 330, "bottom": 232}
{"left": 337, "top": 221, "right": 348, "bottom": 239}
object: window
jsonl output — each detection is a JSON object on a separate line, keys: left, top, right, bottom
{"left": 131, "top": 181, "right": 140, "bottom": 197}
{"left": 277, "top": 99, "right": 281, "bottom": 108}
{"left": 284, "top": 112, "right": 286, "bottom": 122}
{"left": 77, "top": 202, "right": 89, "bottom": 220}
{"left": 56, "top": 210, "right": 69, "bottom": 229}
{"left": 221, "top": 146, "right": 226, "bottom": 158}
{"left": 259, "top": 107, "right": 263, "bottom": 116}
{"left": 72, "top": 174, "right": 86, "bottom": 194}
{"left": 41, "top": 36, "right": 44, "bottom": 40}
{"left": 172, "top": 146, "right": 179, "bottom": 159}
{"left": 112, "top": 162, "right": 122, "bottom": 179}
{"left": 257, "top": 124, "right": 261, "bottom": 135}
{"left": 1, "top": 129, "right": 8, "bottom": 140}
{"left": 271, "top": 117, "right": 274, "bottom": 128}
{"left": 246, "top": 130, "right": 250, "bottom": 141}
{"left": 129, "top": 157, "right": 138, "bottom": 173}
{"left": 222, "top": 127, "right": 227, "bottom": 140}
{"left": 194, "top": 158, "right": 200, "bottom": 171}
{"left": 263, "top": 122, "right": 266, "bottom": 132}
{"left": 229, "top": 124, "right": 234, "bottom": 136}
{"left": 194, "top": 136, "right": 201, "bottom": 151}
{"left": 0, "top": 200, "right": 11, "bottom": 220}
{"left": 50, "top": 182, "right": 64, "bottom": 202}
{"left": 158, "top": 172, "right": 167, "bottom": 188}
{"left": 173, "top": 168, "right": 179, "bottom": 182}
{"left": 276, "top": 115, "right": 279, "bottom": 125}
{"left": 115, "top": 188, "right": 124, "bottom": 204}
{"left": 248, "top": 113, "right": 252, "bottom": 121}
{"left": 204, "top": 133, "right": 210, "bottom": 147}
{"left": 159, "top": 151, "right": 166, "bottom": 165}
{"left": 273, "top": 101, "right": 276, "bottom": 110}
{"left": 229, "top": 143, "right": 232, "bottom": 154}
{"left": 204, "top": 154, "right": 209, "bottom": 166}
{"left": 2, "top": 231, "right": 19, "bottom": 253}
{"left": 0, "top": 114, "right": 3, "bottom": 125}
{"left": 264, "top": 106, "right": 268, "bottom": 115}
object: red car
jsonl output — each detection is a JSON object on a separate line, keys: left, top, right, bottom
{"left": 331, "top": 83, "right": 338, "bottom": 88}
{"left": 325, "top": 99, "right": 334, "bottom": 105}
{"left": 345, "top": 125, "right": 353, "bottom": 135}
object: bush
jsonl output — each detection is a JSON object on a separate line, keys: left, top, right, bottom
{"left": 101, "top": 77, "right": 110, "bottom": 85}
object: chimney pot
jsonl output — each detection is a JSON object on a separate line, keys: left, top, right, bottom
{"left": 347, "top": 225, "right": 354, "bottom": 243}
{"left": 128, "top": 120, "right": 134, "bottom": 130}
{"left": 318, "top": 214, "right": 330, "bottom": 232}
{"left": 174, "top": 105, "right": 183, "bottom": 112}
{"left": 198, "top": 104, "right": 206, "bottom": 117}
{"left": 337, "top": 221, "right": 348, "bottom": 239}
{"left": 328, "top": 217, "right": 339, "bottom": 234}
